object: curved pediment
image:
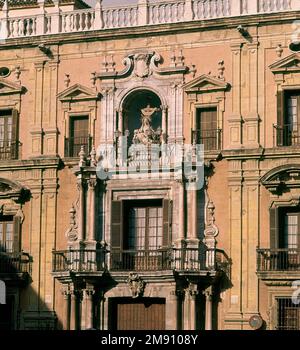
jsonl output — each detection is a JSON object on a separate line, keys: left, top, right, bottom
{"left": 261, "top": 164, "right": 300, "bottom": 194}
{"left": 57, "top": 84, "right": 100, "bottom": 102}
{"left": 0, "top": 178, "right": 27, "bottom": 202}
{"left": 184, "top": 74, "right": 229, "bottom": 93}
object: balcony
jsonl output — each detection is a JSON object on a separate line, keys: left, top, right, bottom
{"left": 52, "top": 249, "right": 106, "bottom": 274}
{"left": 257, "top": 248, "right": 300, "bottom": 282}
{"left": 273, "top": 124, "right": 300, "bottom": 147}
{"left": 64, "top": 136, "right": 92, "bottom": 158}
{"left": 192, "top": 129, "right": 222, "bottom": 152}
{"left": 0, "top": 251, "right": 32, "bottom": 283}
{"left": 1, "top": 0, "right": 299, "bottom": 40}
{"left": 52, "top": 247, "right": 230, "bottom": 277}
{"left": 0, "top": 140, "right": 20, "bottom": 160}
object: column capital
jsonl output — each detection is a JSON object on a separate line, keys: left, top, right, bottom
{"left": 203, "top": 286, "right": 213, "bottom": 301}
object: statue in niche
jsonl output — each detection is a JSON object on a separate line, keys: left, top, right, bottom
{"left": 132, "top": 104, "right": 162, "bottom": 145}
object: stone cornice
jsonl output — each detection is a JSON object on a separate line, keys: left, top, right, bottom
{"left": 0, "top": 157, "right": 60, "bottom": 171}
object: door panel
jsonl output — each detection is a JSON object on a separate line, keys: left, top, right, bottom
{"left": 111, "top": 298, "right": 165, "bottom": 330}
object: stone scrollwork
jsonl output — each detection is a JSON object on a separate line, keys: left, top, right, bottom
{"left": 127, "top": 272, "right": 146, "bottom": 299}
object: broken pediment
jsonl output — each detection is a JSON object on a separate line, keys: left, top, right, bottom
{"left": 57, "top": 84, "right": 100, "bottom": 102}
{"left": 184, "top": 74, "right": 229, "bottom": 93}
{"left": 0, "top": 178, "right": 27, "bottom": 202}
{"left": 261, "top": 164, "right": 300, "bottom": 194}
{"left": 269, "top": 53, "right": 300, "bottom": 74}
{"left": 0, "top": 78, "right": 25, "bottom": 96}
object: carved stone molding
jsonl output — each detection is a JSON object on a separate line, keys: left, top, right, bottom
{"left": 261, "top": 164, "right": 300, "bottom": 194}
{"left": 127, "top": 272, "right": 146, "bottom": 299}
{"left": 98, "top": 51, "right": 189, "bottom": 81}
{"left": 0, "top": 178, "right": 28, "bottom": 202}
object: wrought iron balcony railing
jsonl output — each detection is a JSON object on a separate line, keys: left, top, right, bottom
{"left": 273, "top": 124, "right": 300, "bottom": 147}
{"left": 52, "top": 249, "right": 106, "bottom": 273}
{"left": 64, "top": 136, "right": 92, "bottom": 158}
{"left": 0, "top": 140, "right": 20, "bottom": 160}
{"left": 257, "top": 248, "right": 300, "bottom": 272}
{"left": 52, "top": 247, "right": 230, "bottom": 274}
{"left": 192, "top": 129, "right": 222, "bottom": 151}
{"left": 0, "top": 251, "right": 32, "bottom": 274}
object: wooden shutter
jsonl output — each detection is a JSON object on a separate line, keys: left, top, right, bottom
{"left": 111, "top": 201, "right": 123, "bottom": 250}
{"left": 277, "top": 91, "right": 285, "bottom": 127}
{"left": 11, "top": 109, "right": 19, "bottom": 159}
{"left": 270, "top": 207, "right": 278, "bottom": 249}
{"left": 13, "top": 215, "right": 21, "bottom": 253}
{"left": 162, "top": 200, "right": 171, "bottom": 247}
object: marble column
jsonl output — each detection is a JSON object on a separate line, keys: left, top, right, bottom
{"left": 177, "top": 179, "right": 185, "bottom": 242}
{"left": 70, "top": 288, "right": 78, "bottom": 330}
{"left": 88, "top": 177, "right": 97, "bottom": 242}
{"left": 204, "top": 287, "right": 213, "bottom": 330}
{"left": 83, "top": 286, "right": 95, "bottom": 329}
{"left": 165, "top": 290, "right": 179, "bottom": 330}
{"left": 61, "top": 287, "right": 70, "bottom": 330}
{"left": 77, "top": 177, "right": 85, "bottom": 242}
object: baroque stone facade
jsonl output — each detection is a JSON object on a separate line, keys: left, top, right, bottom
{"left": 1, "top": 0, "right": 300, "bottom": 330}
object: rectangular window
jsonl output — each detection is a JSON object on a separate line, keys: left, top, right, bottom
{"left": 0, "top": 217, "right": 14, "bottom": 253}
{"left": 0, "top": 110, "right": 18, "bottom": 160}
{"left": 277, "top": 298, "right": 300, "bottom": 330}
{"left": 278, "top": 208, "right": 300, "bottom": 249}
{"left": 194, "top": 107, "right": 221, "bottom": 151}
{"left": 66, "top": 115, "right": 90, "bottom": 157}
{"left": 126, "top": 200, "right": 163, "bottom": 251}
{"left": 276, "top": 91, "right": 300, "bottom": 146}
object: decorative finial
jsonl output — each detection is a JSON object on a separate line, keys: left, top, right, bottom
{"left": 276, "top": 44, "right": 283, "bottom": 58}
{"left": 78, "top": 146, "right": 86, "bottom": 167}
{"left": 90, "top": 146, "right": 97, "bottom": 167}
{"left": 64, "top": 73, "right": 70, "bottom": 88}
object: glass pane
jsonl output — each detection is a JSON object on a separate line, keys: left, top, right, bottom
{"left": 284, "top": 214, "right": 298, "bottom": 249}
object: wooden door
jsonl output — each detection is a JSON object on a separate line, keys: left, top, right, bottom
{"left": 111, "top": 298, "right": 166, "bottom": 330}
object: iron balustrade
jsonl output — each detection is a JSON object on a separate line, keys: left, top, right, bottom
{"left": 0, "top": 140, "right": 20, "bottom": 160}
{"left": 52, "top": 249, "right": 106, "bottom": 273}
{"left": 52, "top": 247, "right": 230, "bottom": 273}
{"left": 0, "top": 251, "right": 32, "bottom": 274}
{"left": 110, "top": 249, "right": 172, "bottom": 271}
{"left": 192, "top": 129, "right": 222, "bottom": 151}
{"left": 273, "top": 124, "right": 300, "bottom": 147}
{"left": 64, "top": 136, "right": 92, "bottom": 158}
{"left": 257, "top": 248, "right": 300, "bottom": 271}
